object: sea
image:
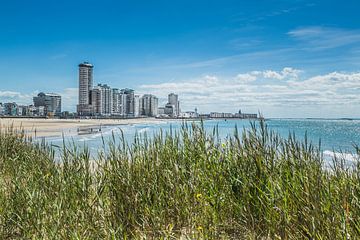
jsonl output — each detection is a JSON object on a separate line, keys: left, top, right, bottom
{"left": 45, "top": 118, "right": 360, "bottom": 163}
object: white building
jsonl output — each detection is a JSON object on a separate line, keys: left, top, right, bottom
{"left": 179, "top": 110, "right": 199, "bottom": 118}
{"left": 91, "top": 84, "right": 112, "bottom": 116}
{"left": 111, "top": 88, "right": 121, "bottom": 115}
{"left": 98, "top": 84, "right": 112, "bottom": 116}
{"left": 134, "top": 95, "right": 140, "bottom": 117}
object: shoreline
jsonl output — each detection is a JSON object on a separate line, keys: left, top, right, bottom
{"left": 0, "top": 117, "right": 172, "bottom": 138}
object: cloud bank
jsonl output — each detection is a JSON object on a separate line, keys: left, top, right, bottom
{"left": 140, "top": 68, "right": 360, "bottom": 117}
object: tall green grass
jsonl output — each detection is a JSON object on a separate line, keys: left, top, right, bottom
{"left": 0, "top": 121, "right": 359, "bottom": 239}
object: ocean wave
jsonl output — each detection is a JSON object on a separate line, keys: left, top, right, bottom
{"left": 323, "top": 150, "right": 359, "bottom": 163}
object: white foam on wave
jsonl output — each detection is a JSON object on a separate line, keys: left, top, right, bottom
{"left": 137, "top": 127, "right": 150, "bottom": 134}
{"left": 78, "top": 136, "right": 91, "bottom": 142}
{"left": 323, "top": 150, "right": 359, "bottom": 163}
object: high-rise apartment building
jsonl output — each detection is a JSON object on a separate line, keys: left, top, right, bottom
{"left": 121, "top": 88, "right": 135, "bottom": 117}
{"left": 119, "top": 92, "right": 127, "bottom": 116}
{"left": 111, "top": 88, "right": 121, "bottom": 115}
{"left": 168, "top": 93, "right": 180, "bottom": 116}
{"left": 91, "top": 84, "right": 112, "bottom": 116}
{"left": 91, "top": 86, "right": 102, "bottom": 115}
{"left": 140, "top": 94, "right": 158, "bottom": 117}
{"left": 98, "top": 84, "right": 112, "bottom": 116}
{"left": 74, "top": 62, "right": 154, "bottom": 118}
{"left": 33, "top": 92, "right": 62, "bottom": 116}
{"left": 77, "top": 62, "right": 93, "bottom": 116}
{"left": 134, "top": 95, "right": 140, "bottom": 117}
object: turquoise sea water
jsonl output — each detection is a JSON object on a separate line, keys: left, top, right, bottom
{"left": 46, "top": 119, "right": 360, "bottom": 161}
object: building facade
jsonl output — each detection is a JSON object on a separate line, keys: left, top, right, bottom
{"left": 74, "top": 62, "right": 159, "bottom": 118}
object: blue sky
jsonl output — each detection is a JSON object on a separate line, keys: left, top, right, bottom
{"left": 1, "top": 0, "right": 360, "bottom": 117}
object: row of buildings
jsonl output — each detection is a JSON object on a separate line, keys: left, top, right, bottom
{"left": 0, "top": 92, "right": 62, "bottom": 117}
{"left": 76, "top": 62, "right": 181, "bottom": 118}
{"left": 0, "top": 62, "right": 258, "bottom": 120}
{"left": 207, "top": 110, "right": 257, "bottom": 119}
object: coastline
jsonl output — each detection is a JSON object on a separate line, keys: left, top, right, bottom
{"left": 0, "top": 117, "right": 171, "bottom": 138}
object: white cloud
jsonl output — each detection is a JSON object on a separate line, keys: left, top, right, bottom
{"left": 263, "top": 70, "right": 284, "bottom": 80}
{"left": 288, "top": 26, "right": 360, "bottom": 50}
{"left": 234, "top": 67, "right": 301, "bottom": 82}
{"left": 0, "top": 91, "right": 22, "bottom": 98}
{"left": 61, "top": 88, "right": 78, "bottom": 111}
{"left": 235, "top": 73, "right": 257, "bottom": 83}
{"left": 0, "top": 91, "right": 34, "bottom": 105}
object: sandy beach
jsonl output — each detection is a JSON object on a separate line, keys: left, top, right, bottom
{"left": 0, "top": 118, "right": 168, "bottom": 138}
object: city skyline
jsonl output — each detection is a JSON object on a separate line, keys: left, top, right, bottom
{"left": 1, "top": 0, "right": 360, "bottom": 117}
{"left": 75, "top": 61, "right": 181, "bottom": 118}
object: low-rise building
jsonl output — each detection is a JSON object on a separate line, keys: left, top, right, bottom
{"left": 3, "top": 103, "right": 18, "bottom": 116}
{"left": 179, "top": 111, "right": 199, "bottom": 118}
{"left": 157, "top": 107, "right": 165, "bottom": 115}
{"left": 164, "top": 103, "right": 175, "bottom": 117}
{"left": 28, "top": 105, "right": 45, "bottom": 117}
{"left": 33, "top": 92, "right": 62, "bottom": 117}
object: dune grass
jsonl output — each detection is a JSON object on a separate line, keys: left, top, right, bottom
{"left": 0, "top": 121, "right": 359, "bottom": 239}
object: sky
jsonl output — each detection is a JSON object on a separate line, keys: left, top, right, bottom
{"left": 0, "top": 0, "right": 360, "bottom": 118}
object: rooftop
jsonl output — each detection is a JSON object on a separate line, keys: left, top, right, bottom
{"left": 78, "top": 62, "right": 93, "bottom": 68}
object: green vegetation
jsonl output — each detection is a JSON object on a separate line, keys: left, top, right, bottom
{"left": 0, "top": 121, "right": 359, "bottom": 239}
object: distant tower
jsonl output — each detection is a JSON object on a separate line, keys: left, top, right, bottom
{"left": 77, "top": 62, "right": 93, "bottom": 116}
{"left": 168, "top": 93, "right": 180, "bottom": 116}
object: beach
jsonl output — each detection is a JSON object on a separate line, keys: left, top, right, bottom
{"left": 0, "top": 117, "right": 168, "bottom": 138}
